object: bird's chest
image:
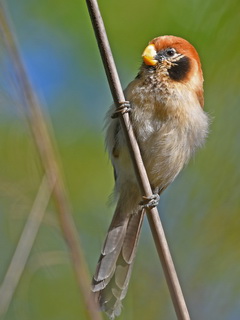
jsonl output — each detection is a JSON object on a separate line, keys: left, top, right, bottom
{"left": 126, "top": 79, "right": 170, "bottom": 142}
{"left": 131, "top": 107, "right": 162, "bottom": 144}
{"left": 127, "top": 80, "right": 178, "bottom": 145}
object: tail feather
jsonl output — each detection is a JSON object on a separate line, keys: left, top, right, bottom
{"left": 92, "top": 206, "right": 129, "bottom": 291}
{"left": 122, "top": 209, "right": 144, "bottom": 263}
{"left": 92, "top": 206, "right": 145, "bottom": 319}
{"left": 102, "top": 225, "right": 126, "bottom": 255}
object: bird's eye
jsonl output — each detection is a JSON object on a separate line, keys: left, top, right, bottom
{"left": 165, "top": 48, "right": 176, "bottom": 57}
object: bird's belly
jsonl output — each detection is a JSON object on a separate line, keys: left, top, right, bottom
{"left": 136, "top": 124, "right": 192, "bottom": 191}
{"left": 115, "top": 124, "right": 190, "bottom": 194}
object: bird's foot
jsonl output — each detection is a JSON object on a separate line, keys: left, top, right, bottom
{"left": 111, "top": 101, "right": 131, "bottom": 118}
{"left": 140, "top": 194, "right": 160, "bottom": 209}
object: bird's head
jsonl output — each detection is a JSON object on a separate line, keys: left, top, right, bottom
{"left": 141, "top": 35, "right": 204, "bottom": 106}
{"left": 142, "top": 35, "right": 202, "bottom": 81}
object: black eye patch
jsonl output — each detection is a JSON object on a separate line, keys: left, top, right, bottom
{"left": 168, "top": 56, "right": 190, "bottom": 81}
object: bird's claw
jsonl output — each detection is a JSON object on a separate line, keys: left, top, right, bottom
{"left": 140, "top": 194, "right": 160, "bottom": 208}
{"left": 111, "top": 101, "right": 131, "bottom": 118}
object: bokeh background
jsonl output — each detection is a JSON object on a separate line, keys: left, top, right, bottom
{"left": 0, "top": 0, "right": 240, "bottom": 319}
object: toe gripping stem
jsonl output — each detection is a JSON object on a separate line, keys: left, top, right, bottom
{"left": 111, "top": 101, "right": 131, "bottom": 119}
{"left": 140, "top": 193, "right": 160, "bottom": 209}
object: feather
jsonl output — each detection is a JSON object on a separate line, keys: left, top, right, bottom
{"left": 92, "top": 207, "right": 145, "bottom": 318}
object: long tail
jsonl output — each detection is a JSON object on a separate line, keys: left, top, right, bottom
{"left": 92, "top": 204, "right": 145, "bottom": 319}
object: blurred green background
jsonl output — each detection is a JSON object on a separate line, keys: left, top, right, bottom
{"left": 0, "top": 0, "right": 240, "bottom": 319}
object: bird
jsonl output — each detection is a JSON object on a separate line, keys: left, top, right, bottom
{"left": 92, "top": 35, "right": 209, "bottom": 319}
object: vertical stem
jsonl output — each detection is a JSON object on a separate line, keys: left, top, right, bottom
{"left": 85, "top": 0, "right": 190, "bottom": 319}
{"left": 0, "top": 176, "right": 52, "bottom": 317}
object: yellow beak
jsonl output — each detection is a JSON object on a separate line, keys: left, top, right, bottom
{"left": 142, "top": 44, "right": 158, "bottom": 66}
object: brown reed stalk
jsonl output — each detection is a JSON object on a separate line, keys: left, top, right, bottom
{"left": 0, "top": 176, "right": 52, "bottom": 317}
{"left": 86, "top": 0, "right": 191, "bottom": 319}
{"left": 0, "top": 3, "right": 102, "bottom": 320}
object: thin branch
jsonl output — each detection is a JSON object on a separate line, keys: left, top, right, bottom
{"left": 85, "top": 1, "right": 190, "bottom": 319}
{"left": 0, "top": 3, "right": 102, "bottom": 320}
{"left": 0, "top": 175, "right": 52, "bottom": 317}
